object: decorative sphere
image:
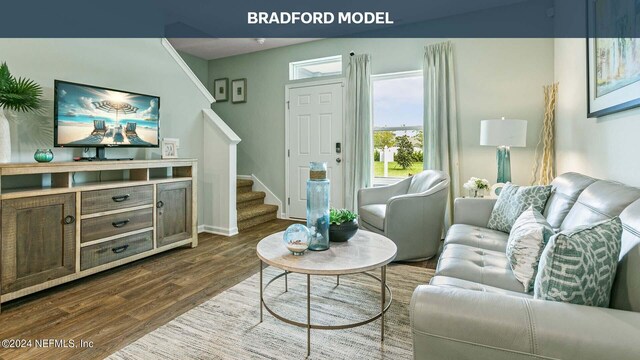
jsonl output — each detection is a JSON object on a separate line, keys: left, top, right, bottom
{"left": 283, "top": 224, "right": 310, "bottom": 256}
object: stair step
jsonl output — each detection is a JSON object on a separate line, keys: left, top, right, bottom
{"left": 237, "top": 204, "right": 278, "bottom": 222}
{"left": 237, "top": 191, "right": 266, "bottom": 209}
{"left": 238, "top": 212, "right": 278, "bottom": 231}
{"left": 237, "top": 179, "right": 254, "bottom": 193}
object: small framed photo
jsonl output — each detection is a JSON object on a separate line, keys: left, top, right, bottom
{"left": 161, "top": 138, "right": 179, "bottom": 159}
{"left": 231, "top": 78, "right": 247, "bottom": 103}
{"left": 213, "top": 78, "right": 228, "bottom": 102}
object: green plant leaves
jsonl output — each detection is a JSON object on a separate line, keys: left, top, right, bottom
{"left": 330, "top": 208, "right": 357, "bottom": 225}
{"left": 0, "top": 62, "right": 42, "bottom": 112}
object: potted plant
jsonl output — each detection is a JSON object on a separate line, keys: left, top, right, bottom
{"left": 329, "top": 208, "right": 359, "bottom": 242}
{"left": 463, "top": 177, "right": 490, "bottom": 198}
{"left": 0, "top": 62, "right": 43, "bottom": 163}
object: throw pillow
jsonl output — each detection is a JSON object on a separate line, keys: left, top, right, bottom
{"left": 533, "top": 217, "right": 623, "bottom": 307}
{"left": 487, "top": 183, "right": 552, "bottom": 233}
{"left": 506, "top": 207, "right": 555, "bottom": 292}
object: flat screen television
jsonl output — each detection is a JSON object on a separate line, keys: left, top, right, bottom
{"left": 54, "top": 80, "right": 160, "bottom": 160}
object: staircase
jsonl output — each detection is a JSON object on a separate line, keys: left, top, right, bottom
{"left": 237, "top": 178, "right": 279, "bottom": 231}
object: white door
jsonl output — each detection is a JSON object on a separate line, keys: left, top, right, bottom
{"left": 287, "top": 82, "right": 344, "bottom": 219}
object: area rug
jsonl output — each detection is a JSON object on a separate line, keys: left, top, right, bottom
{"left": 108, "top": 264, "right": 435, "bottom": 360}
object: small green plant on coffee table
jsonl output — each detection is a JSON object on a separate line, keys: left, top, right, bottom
{"left": 329, "top": 208, "right": 357, "bottom": 225}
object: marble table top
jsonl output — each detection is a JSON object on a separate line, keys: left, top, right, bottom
{"left": 256, "top": 230, "right": 397, "bottom": 275}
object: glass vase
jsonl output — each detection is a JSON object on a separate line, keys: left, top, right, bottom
{"left": 34, "top": 149, "right": 54, "bottom": 163}
{"left": 307, "top": 162, "right": 330, "bottom": 251}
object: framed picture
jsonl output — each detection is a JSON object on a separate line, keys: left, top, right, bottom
{"left": 587, "top": 1, "right": 640, "bottom": 117}
{"left": 161, "top": 138, "right": 179, "bottom": 159}
{"left": 213, "top": 78, "right": 228, "bottom": 102}
{"left": 231, "top": 78, "right": 247, "bottom": 103}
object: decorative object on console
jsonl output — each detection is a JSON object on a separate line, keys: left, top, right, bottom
{"left": 506, "top": 206, "right": 555, "bottom": 291}
{"left": 161, "top": 138, "right": 179, "bottom": 159}
{"left": 534, "top": 217, "right": 623, "bottom": 307}
{"left": 231, "top": 78, "right": 247, "bottom": 103}
{"left": 530, "top": 83, "right": 558, "bottom": 185}
{"left": 462, "top": 177, "right": 489, "bottom": 198}
{"left": 489, "top": 182, "right": 505, "bottom": 198}
{"left": 329, "top": 208, "right": 358, "bottom": 242}
{"left": 480, "top": 117, "right": 527, "bottom": 183}
{"left": 586, "top": 1, "right": 640, "bottom": 117}
{"left": 487, "top": 183, "right": 552, "bottom": 233}
{"left": 0, "top": 62, "right": 43, "bottom": 163}
{"left": 283, "top": 223, "right": 310, "bottom": 255}
{"left": 307, "top": 162, "right": 330, "bottom": 251}
{"left": 213, "top": 78, "right": 229, "bottom": 102}
{"left": 33, "top": 149, "right": 54, "bottom": 163}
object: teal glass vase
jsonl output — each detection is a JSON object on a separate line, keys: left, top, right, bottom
{"left": 34, "top": 149, "right": 54, "bottom": 163}
{"left": 307, "top": 162, "right": 330, "bottom": 251}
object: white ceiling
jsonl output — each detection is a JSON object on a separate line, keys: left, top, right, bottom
{"left": 168, "top": 38, "right": 321, "bottom": 60}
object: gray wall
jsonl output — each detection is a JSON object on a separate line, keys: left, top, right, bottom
{"left": 208, "top": 38, "right": 554, "bottom": 202}
{"left": 0, "top": 38, "right": 212, "bottom": 220}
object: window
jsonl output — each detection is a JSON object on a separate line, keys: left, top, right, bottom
{"left": 372, "top": 71, "right": 424, "bottom": 186}
{"left": 289, "top": 55, "right": 342, "bottom": 80}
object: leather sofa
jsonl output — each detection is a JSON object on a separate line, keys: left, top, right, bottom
{"left": 357, "top": 170, "right": 449, "bottom": 261}
{"left": 410, "top": 172, "right": 640, "bottom": 359}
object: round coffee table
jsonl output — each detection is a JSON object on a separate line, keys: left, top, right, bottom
{"left": 256, "top": 229, "right": 397, "bottom": 356}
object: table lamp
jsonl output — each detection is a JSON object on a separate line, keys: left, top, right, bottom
{"left": 480, "top": 118, "right": 527, "bottom": 183}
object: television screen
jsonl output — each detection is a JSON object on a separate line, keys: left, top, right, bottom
{"left": 54, "top": 81, "right": 160, "bottom": 147}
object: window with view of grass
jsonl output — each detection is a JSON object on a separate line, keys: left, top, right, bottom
{"left": 372, "top": 71, "right": 423, "bottom": 186}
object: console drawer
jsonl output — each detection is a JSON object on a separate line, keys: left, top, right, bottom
{"left": 82, "top": 185, "right": 153, "bottom": 215}
{"left": 81, "top": 208, "right": 153, "bottom": 243}
{"left": 80, "top": 231, "right": 153, "bottom": 271}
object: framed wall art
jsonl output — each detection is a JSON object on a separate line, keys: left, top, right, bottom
{"left": 161, "top": 138, "right": 180, "bottom": 159}
{"left": 213, "top": 78, "right": 228, "bottom": 102}
{"left": 587, "top": 1, "right": 640, "bottom": 117}
{"left": 231, "top": 78, "right": 247, "bottom": 103}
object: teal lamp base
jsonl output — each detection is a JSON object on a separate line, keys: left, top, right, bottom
{"left": 496, "top": 146, "right": 511, "bottom": 183}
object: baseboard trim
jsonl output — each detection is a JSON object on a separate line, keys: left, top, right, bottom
{"left": 198, "top": 224, "right": 239, "bottom": 237}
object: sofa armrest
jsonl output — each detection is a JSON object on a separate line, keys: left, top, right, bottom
{"left": 357, "top": 177, "right": 412, "bottom": 208}
{"left": 453, "top": 197, "right": 497, "bottom": 227}
{"left": 410, "top": 285, "right": 640, "bottom": 360}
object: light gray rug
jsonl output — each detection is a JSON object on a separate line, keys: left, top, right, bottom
{"left": 109, "top": 264, "right": 435, "bottom": 359}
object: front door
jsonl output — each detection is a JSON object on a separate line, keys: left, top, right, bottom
{"left": 287, "top": 82, "right": 344, "bottom": 219}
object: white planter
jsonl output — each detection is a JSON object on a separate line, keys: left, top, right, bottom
{"left": 0, "top": 109, "right": 11, "bottom": 163}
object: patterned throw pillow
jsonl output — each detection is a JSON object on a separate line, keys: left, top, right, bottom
{"left": 506, "top": 207, "right": 555, "bottom": 292}
{"left": 534, "top": 217, "right": 623, "bottom": 307}
{"left": 487, "top": 183, "right": 552, "bottom": 233}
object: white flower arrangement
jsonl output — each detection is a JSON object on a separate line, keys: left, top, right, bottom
{"left": 463, "top": 177, "right": 490, "bottom": 191}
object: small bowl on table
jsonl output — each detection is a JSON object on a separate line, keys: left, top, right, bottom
{"left": 329, "top": 219, "right": 359, "bottom": 242}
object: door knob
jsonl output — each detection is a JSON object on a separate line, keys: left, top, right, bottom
{"left": 336, "top": 158, "right": 342, "bottom": 163}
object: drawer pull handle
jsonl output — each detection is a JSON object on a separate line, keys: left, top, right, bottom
{"left": 112, "top": 194, "right": 131, "bottom": 202}
{"left": 112, "top": 219, "right": 131, "bottom": 228}
{"left": 156, "top": 201, "right": 164, "bottom": 208}
{"left": 112, "top": 245, "right": 129, "bottom": 254}
{"left": 64, "top": 215, "right": 75, "bottom": 224}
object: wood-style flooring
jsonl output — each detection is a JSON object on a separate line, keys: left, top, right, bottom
{"left": 0, "top": 220, "right": 437, "bottom": 359}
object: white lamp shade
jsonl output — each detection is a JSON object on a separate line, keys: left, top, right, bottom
{"left": 480, "top": 119, "right": 527, "bottom": 147}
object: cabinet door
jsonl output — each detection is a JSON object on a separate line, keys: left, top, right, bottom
{"left": 2, "top": 193, "right": 76, "bottom": 293}
{"left": 156, "top": 181, "right": 192, "bottom": 247}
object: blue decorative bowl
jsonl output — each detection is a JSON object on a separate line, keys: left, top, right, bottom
{"left": 34, "top": 149, "right": 54, "bottom": 163}
{"left": 283, "top": 224, "right": 311, "bottom": 255}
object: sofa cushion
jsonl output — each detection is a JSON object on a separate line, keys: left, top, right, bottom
{"left": 487, "top": 183, "right": 552, "bottom": 233}
{"left": 359, "top": 204, "right": 386, "bottom": 230}
{"left": 435, "top": 244, "right": 526, "bottom": 293}
{"left": 543, "top": 172, "right": 596, "bottom": 230}
{"left": 429, "top": 275, "right": 533, "bottom": 298}
{"left": 534, "top": 217, "right": 623, "bottom": 307}
{"left": 611, "top": 198, "right": 640, "bottom": 312}
{"left": 560, "top": 180, "right": 640, "bottom": 231}
{"left": 444, "top": 224, "right": 509, "bottom": 252}
{"left": 506, "top": 207, "right": 555, "bottom": 291}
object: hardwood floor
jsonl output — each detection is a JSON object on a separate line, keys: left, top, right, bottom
{"left": 0, "top": 220, "right": 438, "bottom": 359}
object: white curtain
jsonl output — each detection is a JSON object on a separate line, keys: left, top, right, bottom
{"left": 344, "top": 54, "right": 372, "bottom": 211}
{"left": 423, "top": 41, "right": 460, "bottom": 226}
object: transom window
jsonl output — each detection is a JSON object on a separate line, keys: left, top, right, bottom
{"left": 289, "top": 55, "right": 342, "bottom": 81}
{"left": 372, "top": 70, "right": 424, "bottom": 185}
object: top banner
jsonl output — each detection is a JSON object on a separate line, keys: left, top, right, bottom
{"left": 0, "top": 0, "right": 638, "bottom": 38}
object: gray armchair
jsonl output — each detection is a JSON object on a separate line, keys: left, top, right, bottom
{"left": 357, "top": 170, "right": 450, "bottom": 261}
